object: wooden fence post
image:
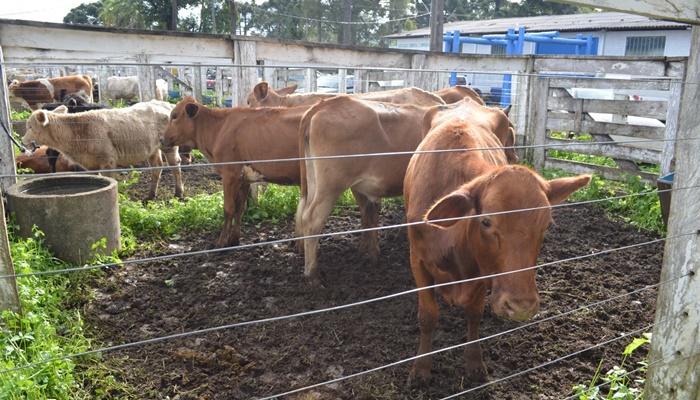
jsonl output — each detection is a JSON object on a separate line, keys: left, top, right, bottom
{"left": 659, "top": 80, "right": 682, "bottom": 176}
{"left": 531, "top": 76, "right": 549, "bottom": 170}
{"left": 645, "top": 24, "right": 700, "bottom": 399}
{"left": 0, "top": 46, "right": 22, "bottom": 314}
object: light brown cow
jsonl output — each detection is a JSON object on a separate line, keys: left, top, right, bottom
{"left": 247, "top": 81, "right": 445, "bottom": 107}
{"left": 22, "top": 101, "right": 183, "bottom": 200}
{"left": 297, "top": 96, "right": 516, "bottom": 287}
{"left": 432, "top": 85, "right": 484, "bottom": 104}
{"left": 15, "top": 145, "right": 83, "bottom": 174}
{"left": 9, "top": 75, "right": 93, "bottom": 110}
{"left": 161, "top": 95, "right": 309, "bottom": 248}
{"left": 403, "top": 103, "right": 590, "bottom": 383}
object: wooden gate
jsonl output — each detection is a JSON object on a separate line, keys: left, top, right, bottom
{"left": 531, "top": 76, "right": 682, "bottom": 183}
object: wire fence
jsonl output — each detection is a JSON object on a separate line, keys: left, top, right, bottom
{"left": 1, "top": 66, "right": 694, "bottom": 398}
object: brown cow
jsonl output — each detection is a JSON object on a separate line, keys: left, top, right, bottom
{"left": 432, "top": 85, "right": 484, "bottom": 104}
{"left": 297, "top": 96, "right": 516, "bottom": 287}
{"left": 403, "top": 104, "right": 590, "bottom": 383}
{"left": 247, "top": 81, "right": 445, "bottom": 107}
{"left": 161, "top": 95, "right": 309, "bottom": 248}
{"left": 9, "top": 75, "right": 93, "bottom": 110}
{"left": 15, "top": 145, "right": 83, "bottom": 174}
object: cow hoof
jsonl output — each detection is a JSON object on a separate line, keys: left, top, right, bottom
{"left": 215, "top": 239, "right": 239, "bottom": 249}
{"left": 464, "top": 365, "right": 488, "bottom": 382}
{"left": 406, "top": 369, "right": 432, "bottom": 388}
{"left": 304, "top": 274, "right": 325, "bottom": 288}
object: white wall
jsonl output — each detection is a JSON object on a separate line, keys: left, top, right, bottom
{"left": 600, "top": 29, "right": 691, "bottom": 56}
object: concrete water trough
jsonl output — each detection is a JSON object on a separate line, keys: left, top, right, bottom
{"left": 5, "top": 174, "right": 121, "bottom": 265}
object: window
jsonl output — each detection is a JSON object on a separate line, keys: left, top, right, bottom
{"left": 625, "top": 36, "right": 666, "bottom": 56}
{"left": 491, "top": 46, "right": 506, "bottom": 55}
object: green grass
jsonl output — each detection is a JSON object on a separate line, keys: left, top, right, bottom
{"left": 0, "top": 226, "right": 123, "bottom": 399}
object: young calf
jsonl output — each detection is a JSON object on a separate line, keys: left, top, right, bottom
{"left": 247, "top": 82, "right": 445, "bottom": 108}
{"left": 298, "top": 97, "right": 517, "bottom": 287}
{"left": 161, "top": 95, "right": 310, "bottom": 248}
{"left": 403, "top": 100, "right": 590, "bottom": 383}
{"left": 23, "top": 100, "right": 183, "bottom": 200}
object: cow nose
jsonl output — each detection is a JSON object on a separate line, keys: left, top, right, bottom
{"left": 501, "top": 297, "right": 540, "bottom": 321}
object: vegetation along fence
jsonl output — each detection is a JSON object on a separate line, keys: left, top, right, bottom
{"left": 0, "top": 18, "right": 698, "bottom": 398}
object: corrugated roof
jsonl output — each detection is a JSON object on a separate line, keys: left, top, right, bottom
{"left": 386, "top": 11, "right": 690, "bottom": 38}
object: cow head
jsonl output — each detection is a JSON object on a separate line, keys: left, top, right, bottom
{"left": 22, "top": 110, "right": 55, "bottom": 149}
{"left": 246, "top": 82, "right": 270, "bottom": 106}
{"left": 424, "top": 166, "right": 591, "bottom": 321}
{"left": 161, "top": 95, "right": 200, "bottom": 149}
{"left": 246, "top": 82, "right": 298, "bottom": 107}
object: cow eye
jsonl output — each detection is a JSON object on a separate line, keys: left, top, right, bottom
{"left": 481, "top": 219, "right": 491, "bottom": 228}
{"left": 171, "top": 114, "right": 177, "bottom": 120}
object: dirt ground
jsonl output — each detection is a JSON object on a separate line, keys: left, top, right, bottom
{"left": 82, "top": 163, "right": 664, "bottom": 400}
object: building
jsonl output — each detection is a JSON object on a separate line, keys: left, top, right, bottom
{"left": 386, "top": 11, "right": 691, "bottom": 101}
{"left": 386, "top": 11, "right": 691, "bottom": 57}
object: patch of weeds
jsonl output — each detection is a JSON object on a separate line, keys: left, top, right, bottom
{"left": 0, "top": 227, "right": 117, "bottom": 399}
{"left": 571, "top": 333, "right": 650, "bottom": 399}
{"left": 541, "top": 170, "right": 664, "bottom": 235}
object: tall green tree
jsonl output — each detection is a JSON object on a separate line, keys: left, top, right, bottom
{"left": 63, "top": 0, "right": 106, "bottom": 25}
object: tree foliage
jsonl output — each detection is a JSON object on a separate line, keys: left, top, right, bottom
{"left": 63, "top": 0, "right": 596, "bottom": 45}
{"left": 63, "top": 0, "right": 106, "bottom": 25}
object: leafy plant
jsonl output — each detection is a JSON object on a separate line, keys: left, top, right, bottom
{"left": 10, "top": 110, "right": 31, "bottom": 120}
{"left": 0, "top": 227, "right": 107, "bottom": 399}
{"left": 541, "top": 170, "right": 665, "bottom": 235}
{"left": 572, "top": 333, "right": 651, "bottom": 399}
{"left": 119, "top": 192, "right": 225, "bottom": 239}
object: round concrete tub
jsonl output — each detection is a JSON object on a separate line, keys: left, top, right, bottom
{"left": 6, "top": 174, "right": 121, "bottom": 265}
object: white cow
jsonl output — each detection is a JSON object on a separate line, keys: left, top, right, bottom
{"left": 106, "top": 76, "right": 140, "bottom": 102}
{"left": 22, "top": 100, "right": 184, "bottom": 200}
{"left": 155, "top": 79, "right": 168, "bottom": 101}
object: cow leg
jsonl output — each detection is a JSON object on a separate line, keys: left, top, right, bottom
{"left": 294, "top": 192, "right": 306, "bottom": 254}
{"left": 161, "top": 147, "right": 184, "bottom": 198}
{"left": 45, "top": 148, "right": 60, "bottom": 173}
{"left": 351, "top": 189, "right": 380, "bottom": 266}
{"left": 463, "top": 286, "right": 488, "bottom": 381}
{"left": 145, "top": 151, "right": 164, "bottom": 201}
{"left": 217, "top": 172, "right": 243, "bottom": 248}
{"left": 301, "top": 189, "right": 343, "bottom": 287}
{"left": 232, "top": 182, "right": 251, "bottom": 246}
{"left": 409, "top": 256, "right": 439, "bottom": 384}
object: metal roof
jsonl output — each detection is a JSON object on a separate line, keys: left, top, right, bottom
{"left": 385, "top": 11, "right": 690, "bottom": 39}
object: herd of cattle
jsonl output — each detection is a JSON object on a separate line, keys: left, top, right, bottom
{"left": 8, "top": 73, "right": 590, "bottom": 382}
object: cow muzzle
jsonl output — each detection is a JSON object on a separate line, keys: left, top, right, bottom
{"left": 490, "top": 292, "right": 540, "bottom": 321}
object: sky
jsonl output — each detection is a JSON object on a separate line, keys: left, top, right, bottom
{"left": 0, "top": 0, "right": 98, "bottom": 23}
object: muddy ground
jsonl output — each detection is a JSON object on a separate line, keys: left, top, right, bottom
{"left": 82, "top": 163, "right": 664, "bottom": 399}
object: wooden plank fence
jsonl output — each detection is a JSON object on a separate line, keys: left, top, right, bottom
{"left": 532, "top": 77, "right": 680, "bottom": 183}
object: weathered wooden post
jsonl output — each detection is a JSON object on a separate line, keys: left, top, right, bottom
{"left": 0, "top": 46, "right": 22, "bottom": 314}
{"left": 645, "top": 24, "right": 700, "bottom": 399}
{"left": 552, "top": 1, "right": 700, "bottom": 396}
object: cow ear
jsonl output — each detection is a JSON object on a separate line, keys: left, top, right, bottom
{"left": 53, "top": 105, "right": 68, "bottom": 114}
{"left": 546, "top": 174, "right": 592, "bottom": 205}
{"left": 253, "top": 82, "right": 269, "bottom": 100}
{"left": 424, "top": 191, "right": 475, "bottom": 228}
{"left": 184, "top": 103, "right": 200, "bottom": 118}
{"left": 276, "top": 84, "right": 298, "bottom": 96}
{"left": 35, "top": 110, "right": 50, "bottom": 126}
{"left": 502, "top": 105, "right": 512, "bottom": 116}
